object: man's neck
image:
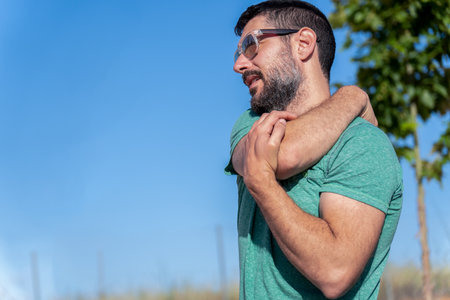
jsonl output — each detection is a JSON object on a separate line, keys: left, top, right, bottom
{"left": 286, "top": 77, "right": 331, "bottom": 116}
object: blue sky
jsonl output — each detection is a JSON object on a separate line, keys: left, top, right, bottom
{"left": 0, "top": 0, "right": 449, "bottom": 299}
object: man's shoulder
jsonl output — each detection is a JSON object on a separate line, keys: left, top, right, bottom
{"left": 325, "top": 117, "right": 402, "bottom": 179}
{"left": 229, "top": 109, "right": 259, "bottom": 152}
{"left": 336, "top": 117, "right": 395, "bottom": 153}
{"left": 231, "top": 109, "right": 259, "bottom": 132}
{"left": 318, "top": 118, "right": 402, "bottom": 214}
{"left": 344, "top": 117, "right": 388, "bottom": 139}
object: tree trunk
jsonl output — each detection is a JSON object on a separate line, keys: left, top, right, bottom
{"left": 412, "top": 103, "right": 433, "bottom": 300}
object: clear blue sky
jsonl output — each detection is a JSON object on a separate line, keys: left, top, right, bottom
{"left": 0, "top": 0, "right": 449, "bottom": 299}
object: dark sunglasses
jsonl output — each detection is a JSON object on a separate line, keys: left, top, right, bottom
{"left": 234, "top": 29, "right": 300, "bottom": 63}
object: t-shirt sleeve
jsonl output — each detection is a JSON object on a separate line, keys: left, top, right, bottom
{"left": 224, "top": 109, "right": 260, "bottom": 175}
{"left": 320, "top": 121, "right": 402, "bottom": 213}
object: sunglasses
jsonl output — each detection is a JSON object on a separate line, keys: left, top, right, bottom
{"left": 234, "top": 29, "right": 300, "bottom": 63}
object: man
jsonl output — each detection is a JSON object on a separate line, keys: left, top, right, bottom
{"left": 225, "top": 1, "right": 402, "bottom": 299}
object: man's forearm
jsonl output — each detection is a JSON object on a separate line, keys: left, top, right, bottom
{"left": 276, "top": 86, "right": 374, "bottom": 179}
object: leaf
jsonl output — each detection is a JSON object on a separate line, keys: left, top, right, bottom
{"left": 423, "top": 159, "right": 445, "bottom": 184}
{"left": 396, "top": 146, "right": 415, "bottom": 162}
{"left": 399, "top": 121, "right": 417, "bottom": 135}
{"left": 420, "top": 90, "right": 435, "bottom": 109}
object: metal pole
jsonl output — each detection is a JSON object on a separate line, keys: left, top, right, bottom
{"left": 97, "top": 251, "right": 105, "bottom": 300}
{"left": 385, "top": 264, "right": 394, "bottom": 300}
{"left": 216, "top": 225, "right": 228, "bottom": 300}
{"left": 30, "top": 252, "right": 41, "bottom": 300}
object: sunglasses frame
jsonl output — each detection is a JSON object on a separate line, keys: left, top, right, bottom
{"left": 234, "top": 29, "right": 300, "bottom": 63}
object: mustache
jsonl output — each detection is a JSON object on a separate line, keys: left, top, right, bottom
{"left": 242, "top": 70, "right": 264, "bottom": 84}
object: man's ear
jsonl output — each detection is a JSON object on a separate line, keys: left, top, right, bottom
{"left": 293, "top": 27, "right": 318, "bottom": 61}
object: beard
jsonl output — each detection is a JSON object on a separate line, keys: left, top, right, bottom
{"left": 244, "top": 49, "right": 302, "bottom": 115}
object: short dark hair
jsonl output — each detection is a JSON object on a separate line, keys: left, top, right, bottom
{"left": 235, "top": 0, "right": 336, "bottom": 80}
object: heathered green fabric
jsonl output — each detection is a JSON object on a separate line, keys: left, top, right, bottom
{"left": 225, "top": 109, "right": 403, "bottom": 300}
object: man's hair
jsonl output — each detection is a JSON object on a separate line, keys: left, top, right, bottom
{"left": 235, "top": 0, "right": 335, "bottom": 80}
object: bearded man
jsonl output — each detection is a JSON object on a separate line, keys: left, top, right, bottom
{"left": 225, "top": 1, "right": 402, "bottom": 299}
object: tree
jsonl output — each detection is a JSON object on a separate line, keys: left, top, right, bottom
{"left": 329, "top": 1, "right": 450, "bottom": 299}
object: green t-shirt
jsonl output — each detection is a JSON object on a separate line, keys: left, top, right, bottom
{"left": 225, "top": 110, "right": 403, "bottom": 300}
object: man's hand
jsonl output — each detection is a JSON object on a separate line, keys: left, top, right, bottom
{"left": 242, "top": 111, "right": 297, "bottom": 191}
{"left": 360, "top": 97, "right": 378, "bottom": 127}
{"left": 338, "top": 85, "right": 377, "bottom": 126}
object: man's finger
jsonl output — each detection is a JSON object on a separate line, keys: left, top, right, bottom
{"left": 258, "top": 111, "right": 296, "bottom": 133}
{"left": 256, "top": 113, "right": 269, "bottom": 125}
{"left": 360, "top": 101, "right": 378, "bottom": 127}
{"left": 269, "top": 119, "right": 287, "bottom": 146}
{"left": 249, "top": 113, "right": 267, "bottom": 134}
{"left": 269, "top": 110, "right": 297, "bottom": 121}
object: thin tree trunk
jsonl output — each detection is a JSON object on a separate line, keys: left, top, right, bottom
{"left": 412, "top": 103, "right": 433, "bottom": 300}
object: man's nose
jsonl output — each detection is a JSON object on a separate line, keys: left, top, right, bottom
{"left": 233, "top": 54, "right": 252, "bottom": 74}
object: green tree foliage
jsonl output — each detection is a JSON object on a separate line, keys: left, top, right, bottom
{"left": 329, "top": 1, "right": 450, "bottom": 299}
{"left": 330, "top": 0, "right": 449, "bottom": 168}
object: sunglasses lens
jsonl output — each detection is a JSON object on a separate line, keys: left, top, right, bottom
{"left": 234, "top": 50, "right": 240, "bottom": 62}
{"left": 242, "top": 34, "right": 257, "bottom": 59}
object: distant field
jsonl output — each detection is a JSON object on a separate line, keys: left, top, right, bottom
{"left": 56, "top": 264, "right": 450, "bottom": 300}
{"left": 378, "top": 263, "right": 450, "bottom": 300}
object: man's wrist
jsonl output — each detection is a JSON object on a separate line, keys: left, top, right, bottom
{"left": 245, "top": 175, "right": 282, "bottom": 208}
{"left": 244, "top": 171, "right": 277, "bottom": 196}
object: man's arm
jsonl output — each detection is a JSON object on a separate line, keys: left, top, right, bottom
{"left": 242, "top": 114, "right": 385, "bottom": 299}
{"left": 232, "top": 85, "right": 377, "bottom": 179}
{"left": 251, "top": 184, "right": 384, "bottom": 299}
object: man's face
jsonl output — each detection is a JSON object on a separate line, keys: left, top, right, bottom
{"left": 233, "top": 16, "right": 302, "bottom": 114}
